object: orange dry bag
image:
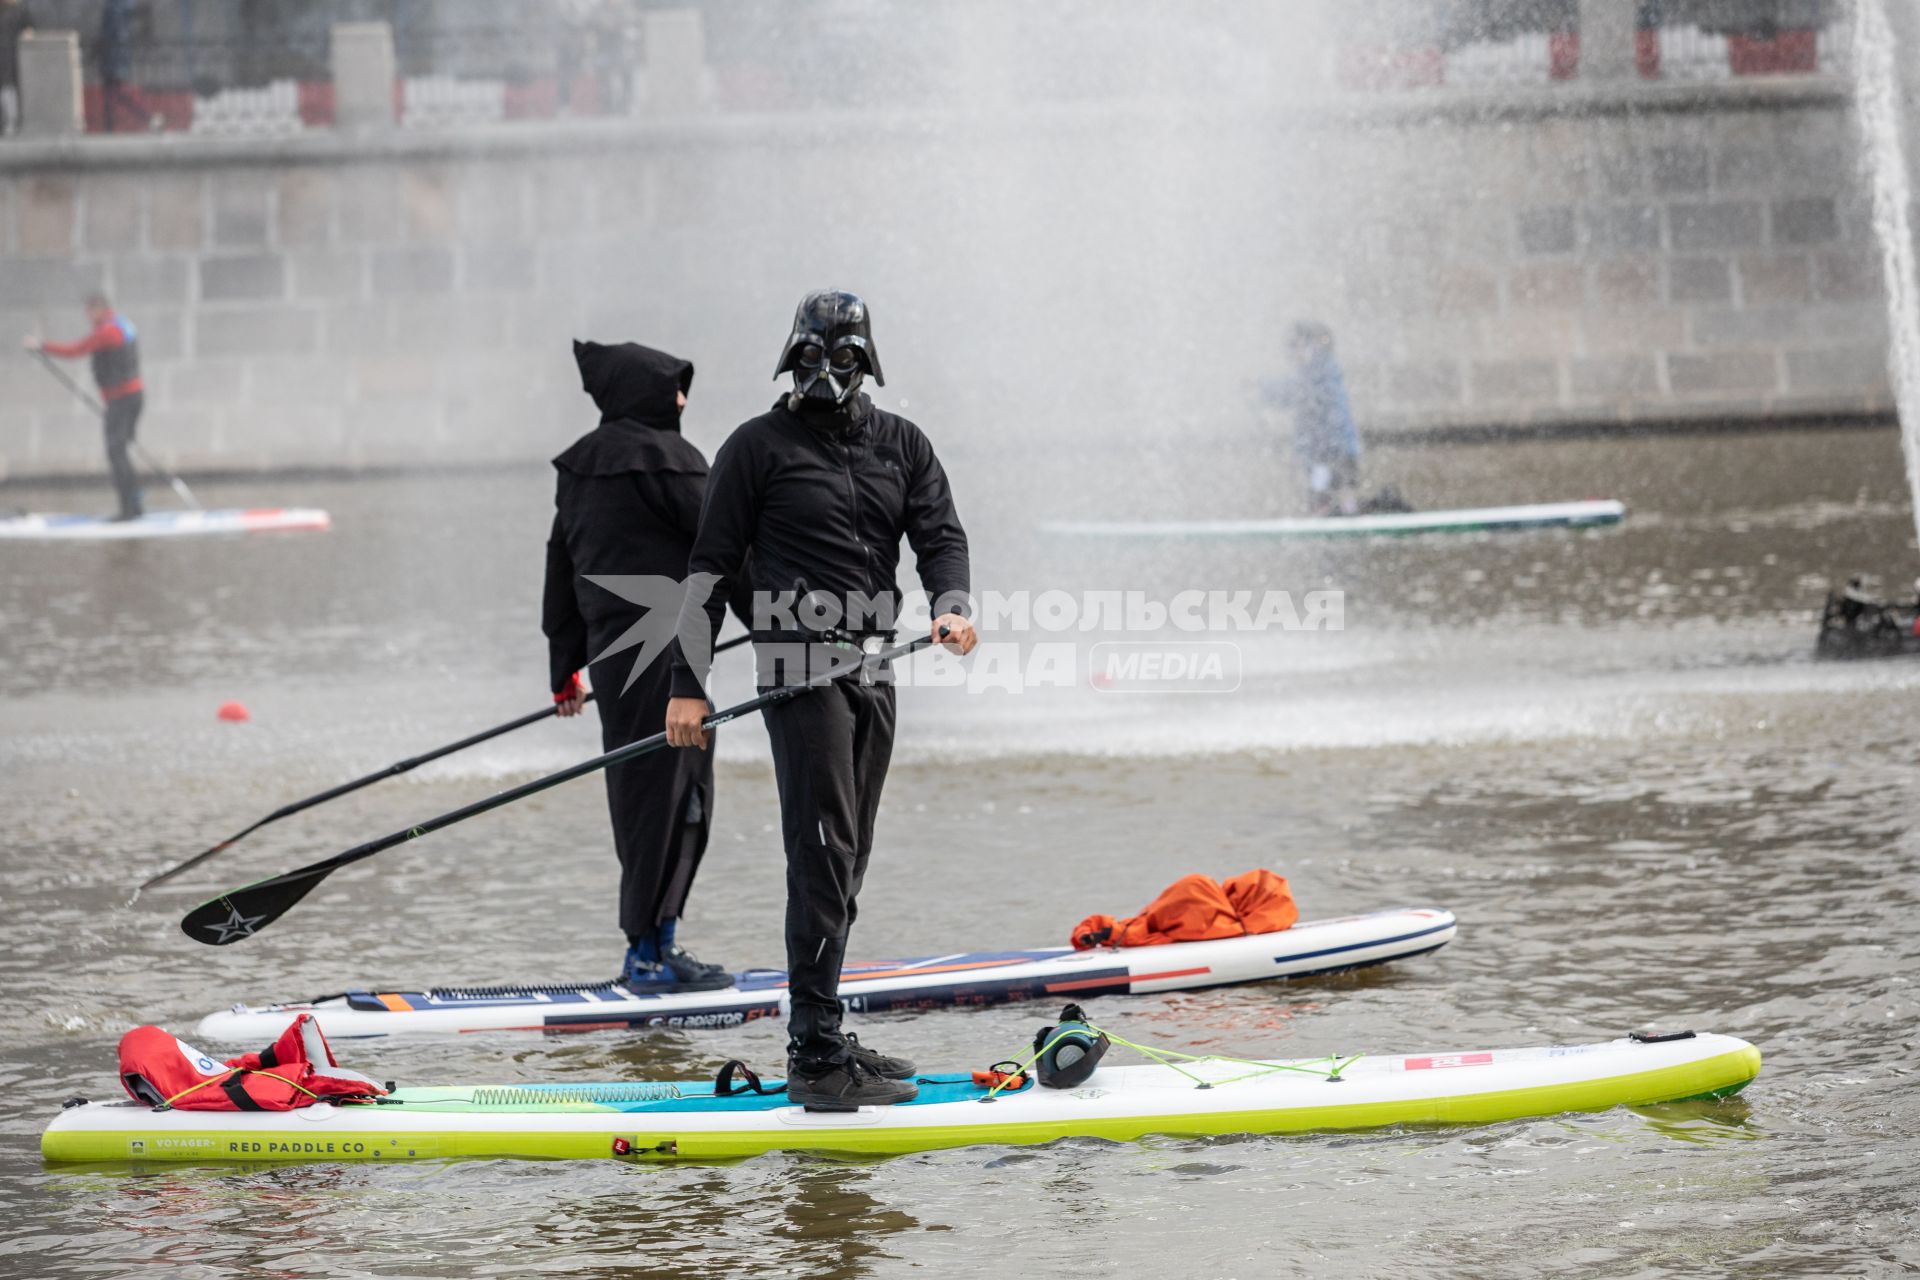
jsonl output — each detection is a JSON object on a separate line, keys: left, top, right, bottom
{"left": 1071, "top": 869, "right": 1298, "bottom": 949}
{"left": 1222, "top": 868, "right": 1300, "bottom": 935}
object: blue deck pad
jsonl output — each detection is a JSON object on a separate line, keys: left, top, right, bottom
{"left": 503, "top": 1074, "right": 1028, "bottom": 1113}
{"left": 526, "top": 966, "right": 1139, "bottom": 1031}
{"left": 33, "top": 511, "right": 205, "bottom": 529}
{"left": 353, "top": 948, "right": 1075, "bottom": 1010}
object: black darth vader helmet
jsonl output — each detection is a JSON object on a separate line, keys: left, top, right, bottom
{"left": 775, "top": 289, "right": 884, "bottom": 408}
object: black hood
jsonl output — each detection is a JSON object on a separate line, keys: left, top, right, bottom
{"left": 574, "top": 340, "right": 693, "bottom": 431}
{"left": 554, "top": 341, "right": 705, "bottom": 479}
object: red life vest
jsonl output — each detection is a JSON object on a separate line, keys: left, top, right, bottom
{"left": 117, "top": 1013, "right": 386, "bottom": 1112}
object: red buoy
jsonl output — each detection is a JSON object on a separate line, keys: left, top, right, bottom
{"left": 217, "top": 701, "right": 251, "bottom": 722}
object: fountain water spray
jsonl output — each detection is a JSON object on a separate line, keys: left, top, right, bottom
{"left": 1851, "top": 0, "right": 1920, "bottom": 550}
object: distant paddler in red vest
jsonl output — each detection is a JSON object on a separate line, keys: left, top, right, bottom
{"left": 24, "top": 293, "right": 146, "bottom": 521}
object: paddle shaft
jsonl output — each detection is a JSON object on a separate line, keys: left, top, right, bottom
{"left": 30, "top": 349, "right": 202, "bottom": 510}
{"left": 142, "top": 634, "right": 751, "bottom": 892}
{"left": 182, "top": 633, "right": 938, "bottom": 943}
{"left": 298, "top": 638, "right": 929, "bottom": 878}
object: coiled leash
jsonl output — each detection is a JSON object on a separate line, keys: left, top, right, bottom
{"left": 970, "top": 1002, "right": 1108, "bottom": 1101}
{"left": 1033, "top": 1004, "right": 1110, "bottom": 1087}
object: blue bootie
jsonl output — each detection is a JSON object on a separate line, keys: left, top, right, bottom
{"left": 619, "top": 920, "right": 732, "bottom": 993}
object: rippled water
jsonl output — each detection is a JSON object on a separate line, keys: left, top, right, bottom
{"left": 2, "top": 426, "right": 1918, "bottom": 1277}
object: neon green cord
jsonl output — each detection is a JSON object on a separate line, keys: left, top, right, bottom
{"left": 982, "top": 1020, "right": 1363, "bottom": 1099}
{"left": 1096, "top": 1027, "right": 1363, "bottom": 1085}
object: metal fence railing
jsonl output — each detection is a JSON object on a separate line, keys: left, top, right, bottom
{"left": 1337, "top": 0, "right": 1840, "bottom": 89}
{"left": 10, "top": 0, "right": 1847, "bottom": 137}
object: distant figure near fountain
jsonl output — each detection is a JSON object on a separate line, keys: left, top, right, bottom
{"left": 1261, "top": 321, "right": 1367, "bottom": 516}
{"left": 0, "top": 0, "right": 30, "bottom": 138}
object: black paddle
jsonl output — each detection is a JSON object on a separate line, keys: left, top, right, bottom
{"left": 139, "top": 635, "right": 753, "bottom": 895}
{"left": 180, "top": 632, "right": 941, "bottom": 945}
{"left": 29, "top": 348, "right": 203, "bottom": 511}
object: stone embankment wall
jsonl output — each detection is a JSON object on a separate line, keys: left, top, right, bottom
{"left": 0, "top": 76, "right": 1893, "bottom": 478}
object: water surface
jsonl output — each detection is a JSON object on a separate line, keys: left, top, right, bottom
{"left": 2, "top": 425, "right": 1917, "bottom": 1277}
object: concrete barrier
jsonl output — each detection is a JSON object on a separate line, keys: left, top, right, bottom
{"left": 331, "top": 22, "right": 396, "bottom": 132}
{"left": 17, "top": 31, "right": 83, "bottom": 138}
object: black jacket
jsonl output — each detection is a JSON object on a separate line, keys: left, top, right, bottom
{"left": 670, "top": 393, "right": 970, "bottom": 699}
{"left": 0, "top": 4, "right": 32, "bottom": 91}
{"left": 543, "top": 341, "right": 721, "bottom": 694}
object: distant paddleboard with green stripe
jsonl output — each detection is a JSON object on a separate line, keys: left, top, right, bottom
{"left": 43, "top": 1032, "right": 1758, "bottom": 1166}
{"left": 0, "top": 509, "right": 332, "bottom": 541}
{"left": 1040, "top": 499, "right": 1626, "bottom": 539}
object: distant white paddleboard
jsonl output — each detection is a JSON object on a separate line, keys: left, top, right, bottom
{"left": 1040, "top": 499, "right": 1626, "bottom": 539}
{"left": 0, "top": 508, "right": 332, "bottom": 542}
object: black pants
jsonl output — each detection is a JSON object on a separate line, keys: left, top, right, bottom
{"left": 103, "top": 393, "right": 143, "bottom": 519}
{"left": 763, "top": 676, "right": 896, "bottom": 1069}
{"left": 100, "top": 76, "right": 144, "bottom": 131}
{"left": 588, "top": 651, "right": 713, "bottom": 944}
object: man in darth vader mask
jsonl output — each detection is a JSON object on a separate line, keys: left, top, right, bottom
{"left": 667, "top": 289, "right": 977, "bottom": 1110}
{"left": 776, "top": 289, "right": 882, "bottom": 409}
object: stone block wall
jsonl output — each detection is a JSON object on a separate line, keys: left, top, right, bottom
{"left": 1266, "top": 85, "right": 1891, "bottom": 435}
{"left": 0, "top": 76, "right": 1897, "bottom": 479}
{"left": 0, "top": 156, "right": 581, "bottom": 474}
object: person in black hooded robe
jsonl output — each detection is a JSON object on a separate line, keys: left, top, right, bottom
{"left": 543, "top": 340, "right": 747, "bottom": 991}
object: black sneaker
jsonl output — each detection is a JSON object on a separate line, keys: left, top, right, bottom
{"left": 664, "top": 944, "right": 732, "bottom": 987}
{"left": 844, "top": 1033, "right": 916, "bottom": 1080}
{"left": 786, "top": 1057, "right": 919, "bottom": 1111}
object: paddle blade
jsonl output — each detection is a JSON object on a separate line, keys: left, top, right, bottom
{"left": 180, "top": 865, "right": 334, "bottom": 946}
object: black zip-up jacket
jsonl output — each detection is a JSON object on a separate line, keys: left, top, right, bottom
{"left": 669, "top": 393, "right": 970, "bottom": 699}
